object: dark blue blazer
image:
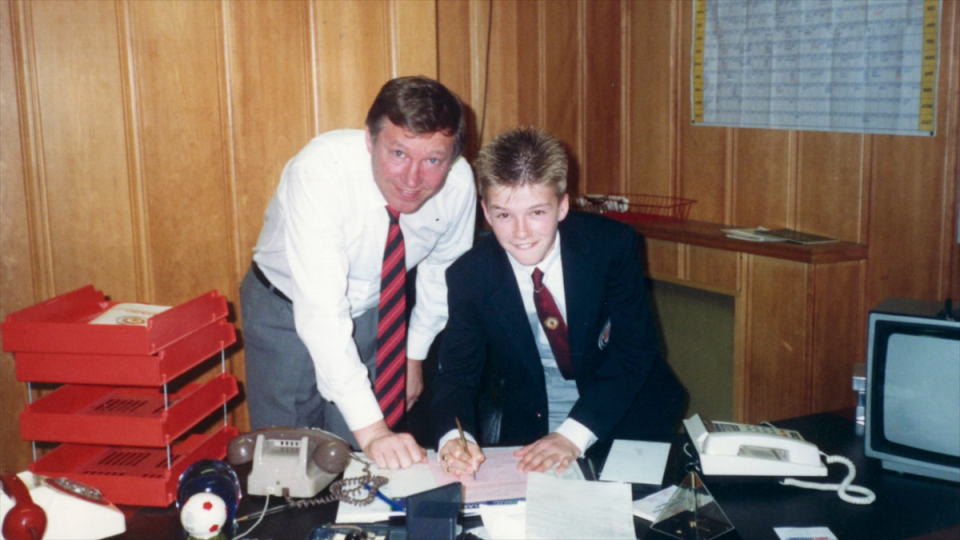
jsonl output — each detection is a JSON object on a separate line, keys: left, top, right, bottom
{"left": 431, "top": 211, "right": 683, "bottom": 447}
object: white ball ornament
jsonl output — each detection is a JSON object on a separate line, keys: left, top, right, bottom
{"left": 180, "top": 492, "right": 228, "bottom": 540}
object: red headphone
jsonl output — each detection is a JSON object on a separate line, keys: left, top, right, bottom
{"left": 1, "top": 474, "right": 47, "bottom": 540}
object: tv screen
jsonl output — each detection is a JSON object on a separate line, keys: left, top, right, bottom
{"left": 866, "top": 299, "right": 960, "bottom": 483}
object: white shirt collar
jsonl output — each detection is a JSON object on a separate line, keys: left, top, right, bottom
{"left": 505, "top": 230, "right": 563, "bottom": 278}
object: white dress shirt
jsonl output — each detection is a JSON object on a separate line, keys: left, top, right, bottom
{"left": 253, "top": 129, "right": 476, "bottom": 430}
{"left": 440, "top": 231, "right": 598, "bottom": 456}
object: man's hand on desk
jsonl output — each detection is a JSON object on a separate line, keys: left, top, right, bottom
{"left": 514, "top": 433, "right": 581, "bottom": 474}
{"left": 354, "top": 420, "right": 426, "bottom": 470}
{"left": 439, "top": 439, "right": 485, "bottom": 478}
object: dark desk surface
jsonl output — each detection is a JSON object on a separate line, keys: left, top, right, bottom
{"left": 119, "top": 410, "right": 959, "bottom": 540}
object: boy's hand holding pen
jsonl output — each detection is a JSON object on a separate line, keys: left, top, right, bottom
{"left": 438, "top": 417, "right": 485, "bottom": 479}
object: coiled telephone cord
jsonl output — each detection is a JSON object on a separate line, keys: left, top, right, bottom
{"left": 285, "top": 455, "right": 389, "bottom": 508}
{"left": 781, "top": 453, "right": 876, "bottom": 505}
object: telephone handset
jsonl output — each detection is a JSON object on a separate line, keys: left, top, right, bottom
{"left": 227, "top": 427, "right": 353, "bottom": 498}
{"left": 1, "top": 474, "right": 46, "bottom": 540}
{"left": 0, "top": 472, "right": 125, "bottom": 540}
{"left": 684, "top": 413, "right": 828, "bottom": 477}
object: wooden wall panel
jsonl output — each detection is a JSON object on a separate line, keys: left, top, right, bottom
{"left": 390, "top": 0, "right": 437, "bottom": 78}
{"left": 687, "top": 246, "right": 739, "bottom": 294}
{"left": 128, "top": 1, "right": 232, "bottom": 305}
{"left": 315, "top": 1, "right": 390, "bottom": 131}
{"left": 474, "top": 0, "right": 518, "bottom": 150}
{"left": 678, "top": 0, "right": 728, "bottom": 223}
{"left": 437, "top": 0, "right": 473, "bottom": 153}
{"left": 796, "top": 133, "right": 866, "bottom": 243}
{"left": 30, "top": 1, "right": 137, "bottom": 299}
{"left": 733, "top": 130, "right": 792, "bottom": 228}
{"left": 868, "top": 133, "right": 952, "bottom": 305}
{"left": 0, "top": 0, "right": 34, "bottom": 474}
{"left": 226, "top": 1, "right": 313, "bottom": 276}
{"left": 744, "top": 256, "right": 811, "bottom": 423}
{"left": 583, "top": 0, "right": 621, "bottom": 194}
{"left": 516, "top": 0, "right": 540, "bottom": 128}
{"left": 628, "top": 0, "right": 675, "bottom": 196}
{"left": 542, "top": 0, "right": 582, "bottom": 192}
{"left": 643, "top": 238, "right": 679, "bottom": 279}
{"left": 811, "top": 261, "right": 864, "bottom": 413}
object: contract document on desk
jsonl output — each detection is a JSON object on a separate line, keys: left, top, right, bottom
{"left": 336, "top": 448, "right": 583, "bottom": 523}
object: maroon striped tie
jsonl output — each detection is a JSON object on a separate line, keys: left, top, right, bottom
{"left": 375, "top": 206, "right": 407, "bottom": 427}
{"left": 532, "top": 268, "right": 573, "bottom": 380}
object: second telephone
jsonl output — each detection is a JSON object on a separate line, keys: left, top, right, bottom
{"left": 227, "top": 427, "right": 352, "bottom": 498}
{"left": 684, "top": 414, "right": 828, "bottom": 477}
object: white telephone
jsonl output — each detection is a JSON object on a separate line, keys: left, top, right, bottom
{"left": 683, "top": 414, "right": 876, "bottom": 505}
{"left": 684, "top": 413, "right": 828, "bottom": 477}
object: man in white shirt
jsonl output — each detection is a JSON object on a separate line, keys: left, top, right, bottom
{"left": 431, "top": 127, "right": 683, "bottom": 477}
{"left": 241, "top": 77, "right": 476, "bottom": 469}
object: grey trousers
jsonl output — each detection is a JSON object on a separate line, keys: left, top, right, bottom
{"left": 239, "top": 268, "right": 378, "bottom": 449}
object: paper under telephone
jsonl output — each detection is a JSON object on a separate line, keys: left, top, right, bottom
{"left": 684, "top": 414, "right": 828, "bottom": 477}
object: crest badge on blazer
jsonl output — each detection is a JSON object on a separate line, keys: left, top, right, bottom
{"left": 598, "top": 318, "right": 611, "bottom": 350}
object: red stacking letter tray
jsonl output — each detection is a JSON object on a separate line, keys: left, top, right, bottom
{"left": 1, "top": 285, "right": 229, "bottom": 355}
{"left": 13, "top": 318, "right": 237, "bottom": 386}
{"left": 29, "top": 425, "right": 238, "bottom": 507}
{"left": 19, "top": 373, "right": 239, "bottom": 447}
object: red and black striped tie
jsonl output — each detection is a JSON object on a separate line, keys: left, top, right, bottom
{"left": 375, "top": 206, "right": 407, "bottom": 427}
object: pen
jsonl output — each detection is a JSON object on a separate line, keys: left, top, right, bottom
{"left": 455, "top": 416, "right": 477, "bottom": 481}
{"left": 365, "top": 483, "right": 404, "bottom": 512}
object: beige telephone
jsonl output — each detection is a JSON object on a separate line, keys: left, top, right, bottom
{"left": 684, "top": 414, "right": 828, "bottom": 477}
{"left": 227, "top": 427, "right": 352, "bottom": 498}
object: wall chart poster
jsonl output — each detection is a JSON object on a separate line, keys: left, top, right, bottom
{"left": 692, "top": 0, "right": 942, "bottom": 136}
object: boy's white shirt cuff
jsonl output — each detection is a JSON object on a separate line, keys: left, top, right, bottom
{"left": 556, "top": 419, "right": 597, "bottom": 455}
{"left": 437, "top": 429, "right": 477, "bottom": 458}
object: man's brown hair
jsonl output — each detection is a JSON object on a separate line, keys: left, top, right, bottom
{"left": 474, "top": 127, "right": 568, "bottom": 199}
{"left": 365, "top": 76, "right": 467, "bottom": 158}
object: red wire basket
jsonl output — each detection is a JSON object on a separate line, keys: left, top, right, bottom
{"left": 573, "top": 193, "right": 695, "bottom": 223}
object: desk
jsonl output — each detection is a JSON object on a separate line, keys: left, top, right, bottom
{"left": 119, "top": 410, "right": 958, "bottom": 540}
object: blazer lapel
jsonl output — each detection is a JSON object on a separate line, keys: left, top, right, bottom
{"left": 486, "top": 243, "right": 543, "bottom": 377}
{"left": 560, "top": 218, "right": 595, "bottom": 367}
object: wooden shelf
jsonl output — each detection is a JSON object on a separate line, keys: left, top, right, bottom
{"left": 631, "top": 219, "right": 868, "bottom": 264}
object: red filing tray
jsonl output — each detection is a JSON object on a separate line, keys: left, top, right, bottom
{"left": 20, "top": 373, "right": 238, "bottom": 447}
{"left": 14, "top": 318, "right": 236, "bottom": 386}
{"left": 1, "top": 285, "right": 228, "bottom": 355}
{"left": 30, "top": 425, "right": 238, "bottom": 507}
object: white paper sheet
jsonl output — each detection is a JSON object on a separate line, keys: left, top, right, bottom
{"left": 599, "top": 440, "right": 671, "bottom": 485}
{"left": 479, "top": 501, "right": 527, "bottom": 540}
{"left": 524, "top": 473, "right": 635, "bottom": 540}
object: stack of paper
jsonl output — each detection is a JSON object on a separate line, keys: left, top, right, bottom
{"left": 722, "top": 226, "right": 785, "bottom": 242}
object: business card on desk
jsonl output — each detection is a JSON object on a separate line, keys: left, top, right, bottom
{"left": 774, "top": 526, "right": 837, "bottom": 540}
{"left": 599, "top": 440, "right": 671, "bottom": 485}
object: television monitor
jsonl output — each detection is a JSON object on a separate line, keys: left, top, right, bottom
{"left": 865, "top": 297, "right": 960, "bottom": 483}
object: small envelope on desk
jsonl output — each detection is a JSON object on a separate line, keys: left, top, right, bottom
{"left": 599, "top": 440, "right": 671, "bottom": 485}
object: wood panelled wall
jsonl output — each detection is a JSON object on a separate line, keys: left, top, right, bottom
{"left": 2, "top": 0, "right": 958, "bottom": 472}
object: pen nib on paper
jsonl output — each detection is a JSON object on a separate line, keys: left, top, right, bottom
{"left": 455, "top": 416, "right": 477, "bottom": 481}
